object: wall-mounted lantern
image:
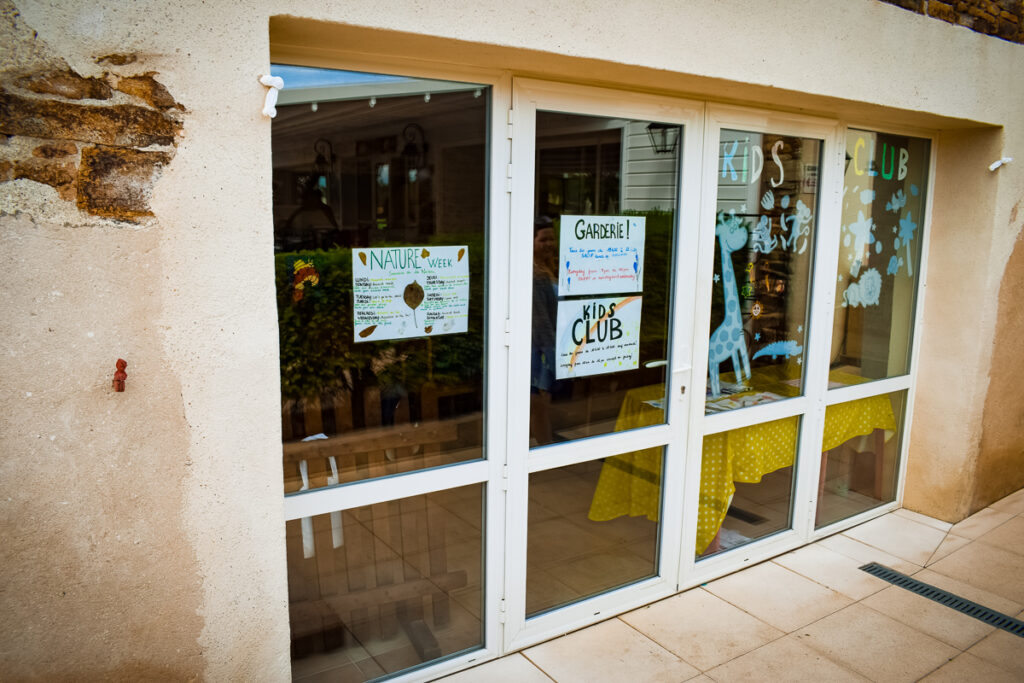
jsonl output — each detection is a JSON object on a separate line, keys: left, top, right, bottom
{"left": 646, "top": 123, "right": 679, "bottom": 155}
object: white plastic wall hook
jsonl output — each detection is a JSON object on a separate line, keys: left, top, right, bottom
{"left": 989, "top": 157, "right": 1014, "bottom": 172}
{"left": 259, "top": 74, "right": 284, "bottom": 118}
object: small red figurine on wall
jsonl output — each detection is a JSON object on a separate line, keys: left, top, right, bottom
{"left": 113, "top": 359, "right": 127, "bottom": 392}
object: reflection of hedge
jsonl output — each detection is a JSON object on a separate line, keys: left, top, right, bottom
{"left": 625, "top": 209, "right": 674, "bottom": 361}
{"left": 276, "top": 234, "right": 485, "bottom": 400}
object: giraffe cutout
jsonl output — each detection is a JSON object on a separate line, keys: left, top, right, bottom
{"left": 708, "top": 211, "right": 750, "bottom": 398}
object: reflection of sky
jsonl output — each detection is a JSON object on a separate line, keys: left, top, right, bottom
{"left": 270, "top": 64, "right": 407, "bottom": 90}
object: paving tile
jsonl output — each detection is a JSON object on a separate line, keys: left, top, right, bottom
{"left": 966, "top": 628, "right": 1024, "bottom": 677}
{"left": 523, "top": 618, "right": 699, "bottom": 683}
{"left": 705, "top": 635, "right": 869, "bottom": 683}
{"left": 793, "top": 603, "right": 959, "bottom": 683}
{"left": 948, "top": 507, "right": 1015, "bottom": 540}
{"left": 894, "top": 507, "right": 953, "bottom": 532}
{"left": 621, "top": 587, "right": 782, "bottom": 671}
{"left": 974, "top": 515, "right": 1024, "bottom": 556}
{"left": 925, "top": 533, "right": 972, "bottom": 566}
{"left": 293, "top": 661, "right": 376, "bottom": 683}
{"left": 913, "top": 568, "right": 1022, "bottom": 616}
{"left": 525, "top": 567, "right": 584, "bottom": 616}
{"left": 861, "top": 585, "right": 994, "bottom": 649}
{"left": 437, "top": 653, "right": 553, "bottom": 683}
{"left": 918, "top": 652, "right": 1020, "bottom": 682}
{"left": 989, "top": 487, "right": 1024, "bottom": 516}
{"left": 527, "top": 517, "right": 611, "bottom": 567}
{"left": 842, "top": 512, "right": 948, "bottom": 565}
{"left": 704, "top": 562, "right": 852, "bottom": 632}
{"left": 556, "top": 548, "right": 655, "bottom": 596}
{"left": 773, "top": 543, "right": 890, "bottom": 600}
{"left": 927, "top": 541, "right": 1024, "bottom": 604}
{"left": 816, "top": 533, "right": 922, "bottom": 575}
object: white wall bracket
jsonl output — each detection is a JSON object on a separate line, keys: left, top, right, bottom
{"left": 989, "top": 156, "right": 1013, "bottom": 172}
{"left": 259, "top": 74, "right": 284, "bottom": 118}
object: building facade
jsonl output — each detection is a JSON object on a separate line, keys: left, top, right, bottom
{"left": 1, "top": 0, "right": 1022, "bottom": 680}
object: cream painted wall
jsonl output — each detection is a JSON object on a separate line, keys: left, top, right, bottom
{"left": 2, "top": 0, "right": 1021, "bottom": 677}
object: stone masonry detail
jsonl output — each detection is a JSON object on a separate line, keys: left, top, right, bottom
{"left": 876, "top": 0, "right": 1024, "bottom": 43}
{"left": 0, "top": 7, "right": 184, "bottom": 222}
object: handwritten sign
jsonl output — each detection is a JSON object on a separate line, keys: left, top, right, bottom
{"left": 352, "top": 246, "right": 469, "bottom": 343}
{"left": 558, "top": 215, "right": 645, "bottom": 296}
{"left": 555, "top": 296, "right": 642, "bottom": 379}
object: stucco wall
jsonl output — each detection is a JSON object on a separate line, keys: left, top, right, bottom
{"left": 975, "top": 207, "right": 1024, "bottom": 509}
{"left": 1, "top": 0, "right": 1021, "bottom": 678}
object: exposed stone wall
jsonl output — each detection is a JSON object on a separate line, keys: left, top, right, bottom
{"left": 876, "top": 0, "right": 1024, "bottom": 43}
{"left": 0, "top": 13, "right": 183, "bottom": 222}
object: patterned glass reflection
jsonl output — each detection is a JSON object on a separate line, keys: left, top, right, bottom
{"left": 705, "top": 130, "right": 822, "bottom": 414}
{"left": 830, "top": 131, "right": 929, "bottom": 385}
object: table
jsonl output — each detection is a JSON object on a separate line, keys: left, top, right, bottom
{"left": 588, "top": 380, "right": 897, "bottom": 555}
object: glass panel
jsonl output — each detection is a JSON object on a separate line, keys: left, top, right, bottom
{"left": 272, "top": 66, "right": 488, "bottom": 492}
{"left": 705, "top": 130, "right": 821, "bottom": 414}
{"left": 816, "top": 391, "right": 907, "bottom": 528}
{"left": 287, "top": 485, "right": 483, "bottom": 681}
{"left": 830, "top": 131, "right": 929, "bottom": 386}
{"left": 526, "top": 452, "right": 662, "bottom": 616}
{"left": 696, "top": 417, "right": 798, "bottom": 558}
{"left": 530, "top": 112, "right": 680, "bottom": 445}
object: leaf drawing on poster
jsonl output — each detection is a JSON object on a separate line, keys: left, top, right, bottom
{"left": 403, "top": 280, "right": 424, "bottom": 326}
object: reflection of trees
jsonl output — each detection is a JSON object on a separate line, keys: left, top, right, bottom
{"left": 276, "top": 235, "right": 485, "bottom": 431}
{"left": 624, "top": 209, "right": 675, "bottom": 362}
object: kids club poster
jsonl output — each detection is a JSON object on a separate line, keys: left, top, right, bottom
{"left": 352, "top": 246, "right": 469, "bottom": 343}
{"left": 558, "top": 215, "right": 645, "bottom": 296}
{"left": 555, "top": 296, "right": 642, "bottom": 379}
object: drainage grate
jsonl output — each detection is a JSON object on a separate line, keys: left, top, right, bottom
{"left": 860, "top": 562, "right": 1024, "bottom": 637}
{"left": 726, "top": 506, "right": 768, "bottom": 525}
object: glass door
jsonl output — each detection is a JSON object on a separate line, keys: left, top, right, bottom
{"left": 273, "top": 64, "right": 511, "bottom": 682}
{"left": 504, "top": 80, "right": 704, "bottom": 650}
{"left": 686, "top": 106, "right": 843, "bottom": 581}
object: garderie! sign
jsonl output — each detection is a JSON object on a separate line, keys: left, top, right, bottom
{"left": 558, "top": 215, "right": 645, "bottom": 296}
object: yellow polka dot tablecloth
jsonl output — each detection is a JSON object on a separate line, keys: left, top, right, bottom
{"left": 588, "top": 384, "right": 898, "bottom": 555}
{"left": 588, "top": 385, "right": 666, "bottom": 523}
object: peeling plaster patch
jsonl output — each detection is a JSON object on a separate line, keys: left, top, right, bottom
{"left": 15, "top": 68, "right": 112, "bottom": 100}
{"left": 111, "top": 72, "right": 183, "bottom": 111}
{"left": 0, "top": 4, "right": 183, "bottom": 223}
{"left": 77, "top": 146, "right": 170, "bottom": 220}
{"left": 95, "top": 52, "right": 137, "bottom": 66}
{"left": 0, "top": 92, "right": 181, "bottom": 147}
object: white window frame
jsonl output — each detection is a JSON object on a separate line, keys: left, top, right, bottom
{"left": 503, "top": 77, "right": 705, "bottom": 652}
{"left": 273, "top": 53, "right": 513, "bottom": 682}
{"left": 269, "top": 48, "right": 937, "bottom": 680}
